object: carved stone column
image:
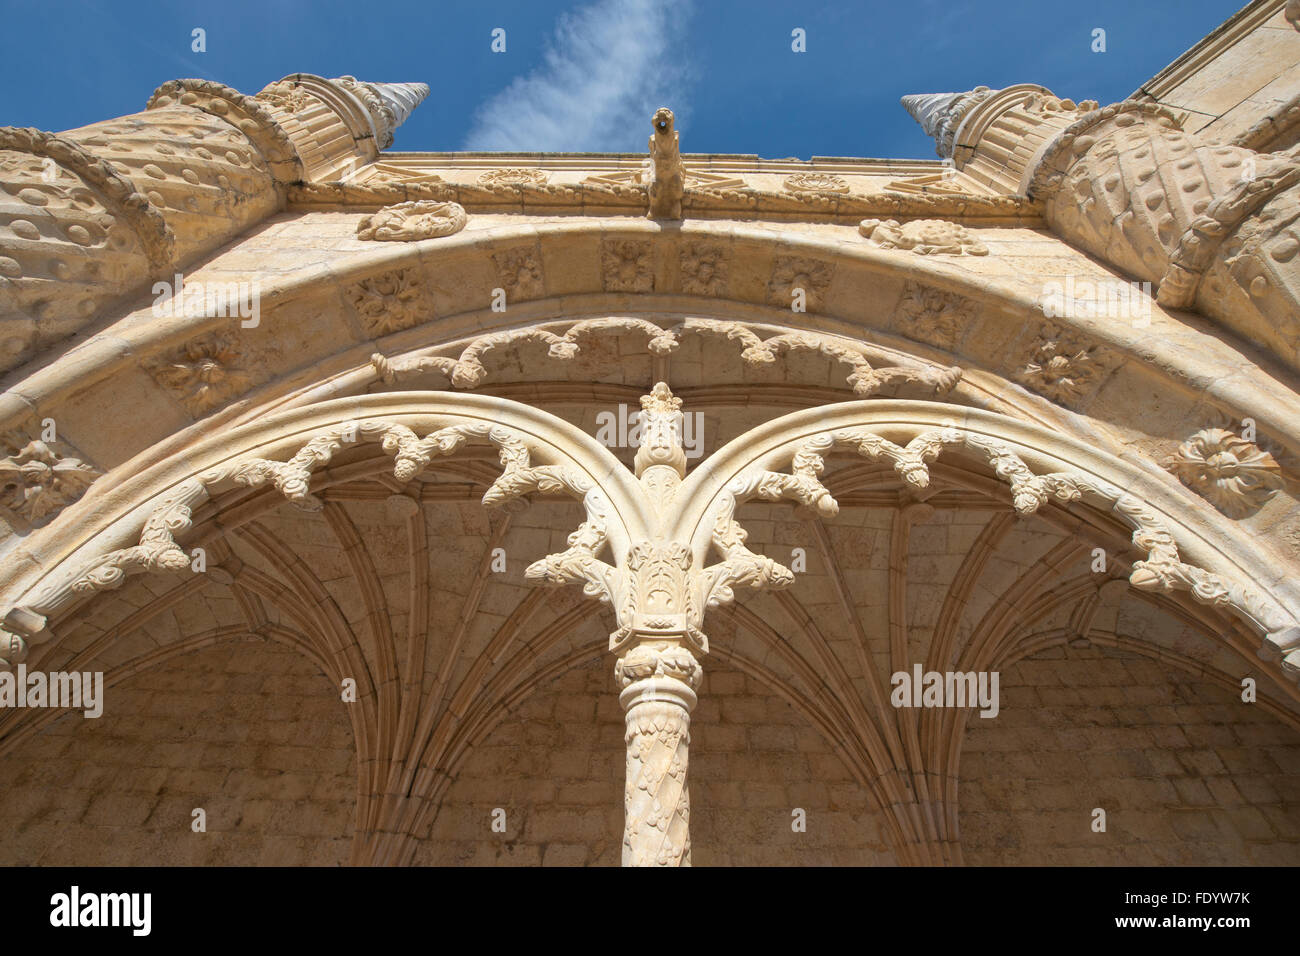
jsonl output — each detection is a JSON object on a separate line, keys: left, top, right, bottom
{"left": 615, "top": 637, "right": 702, "bottom": 866}
{"left": 523, "top": 383, "right": 804, "bottom": 865}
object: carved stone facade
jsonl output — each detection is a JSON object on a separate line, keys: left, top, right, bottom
{"left": 1, "top": 2, "right": 1300, "bottom": 872}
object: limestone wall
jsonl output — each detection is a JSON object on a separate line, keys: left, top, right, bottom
{"left": 961, "top": 645, "right": 1300, "bottom": 865}
{"left": 0, "top": 640, "right": 355, "bottom": 866}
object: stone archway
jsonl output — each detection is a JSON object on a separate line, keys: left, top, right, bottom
{"left": 2, "top": 382, "right": 1295, "bottom": 865}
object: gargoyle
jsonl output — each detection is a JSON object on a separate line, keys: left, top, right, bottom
{"left": 647, "top": 107, "right": 683, "bottom": 220}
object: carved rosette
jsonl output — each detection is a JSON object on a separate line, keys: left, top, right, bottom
{"left": 896, "top": 280, "right": 976, "bottom": 349}
{"left": 1167, "top": 428, "right": 1284, "bottom": 519}
{"left": 766, "top": 256, "right": 834, "bottom": 311}
{"left": 492, "top": 247, "right": 545, "bottom": 300}
{"left": 616, "top": 639, "right": 702, "bottom": 867}
{"left": 356, "top": 200, "right": 467, "bottom": 241}
{"left": 1015, "top": 325, "right": 1118, "bottom": 406}
{"left": 601, "top": 239, "right": 654, "bottom": 292}
{"left": 679, "top": 242, "right": 727, "bottom": 295}
{"left": 144, "top": 333, "right": 253, "bottom": 415}
{"left": 345, "top": 268, "right": 430, "bottom": 335}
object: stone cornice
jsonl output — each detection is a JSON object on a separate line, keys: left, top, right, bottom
{"left": 1130, "top": 0, "right": 1287, "bottom": 102}
{"left": 288, "top": 177, "right": 1041, "bottom": 225}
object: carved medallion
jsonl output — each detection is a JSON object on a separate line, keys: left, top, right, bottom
{"left": 783, "top": 173, "right": 850, "bottom": 194}
{"left": 602, "top": 239, "right": 654, "bottom": 292}
{"left": 356, "top": 200, "right": 468, "bottom": 241}
{"left": 478, "top": 168, "right": 549, "bottom": 188}
{"left": 345, "top": 268, "right": 430, "bottom": 336}
{"left": 896, "top": 281, "right": 976, "bottom": 349}
{"left": 1015, "top": 325, "right": 1118, "bottom": 406}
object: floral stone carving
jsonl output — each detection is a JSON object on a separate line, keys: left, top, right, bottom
{"left": 767, "top": 256, "right": 834, "bottom": 311}
{"left": 896, "top": 281, "right": 976, "bottom": 349}
{"left": 345, "top": 268, "right": 430, "bottom": 336}
{"left": 1167, "top": 428, "right": 1284, "bottom": 519}
{"left": 1015, "top": 326, "right": 1118, "bottom": 406}
{"left": 478, "top": 168, "right": 549, "bottom": 188}
{"left": 679, "top": 242, "right": 727, "bottom": 295}
{"left": 602, "top": 239, "right": 654, "bottom": 292}
{"left": 144, "top": 334, "right": 253, "bottom": 415}
{"left": 0, "top": 432, "right": 101, "bottom": 522}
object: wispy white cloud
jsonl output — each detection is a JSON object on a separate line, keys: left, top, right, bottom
{"left": 463, "top": 0, "right": 693, "bottom": 152}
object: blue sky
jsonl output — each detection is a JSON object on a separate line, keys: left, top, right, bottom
{"left": 1, "top": 0, "right": 1245, "bottom": 160}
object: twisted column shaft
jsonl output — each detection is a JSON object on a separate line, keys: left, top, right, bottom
{"left": 616, "top": 639, "right": 701, "bottom": 867}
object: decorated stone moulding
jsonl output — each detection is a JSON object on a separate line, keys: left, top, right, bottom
{"left": 146, "top": 78, "right": 303, "bottom": 183}
{"left": 1018, "top": 91, "right": 1099, "bottom": 117}
{"left": 1231, "top": 92, "right": 1300, "bottom": 152}
{"left": 329, "top": 76, "right": 428, "bottom": 150}
{"left": 254, "top": 80, "right": 318, "bottom": 115}
{"left": 899, "top": 86, "right": 998, "bottom": 159}
{"left": 858, "top": 218, "right": 988, "bottom": 256}
{"left": 356, "top": 200, "right": 468, "bottom": 241}
{"left": 1166, "top": 428, "right": 1285, "bottom": 519}
{"left": 369, "top": 316, "right": 960, "bottom": 398}
{"left": 0, "top": 126, "right": 175, "bottom": 271}
{"left": 1157, "top": 150, "right": 1300, "bottom": 310}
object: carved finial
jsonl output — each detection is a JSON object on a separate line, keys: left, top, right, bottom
{"left": 635, "top": 382, "right": 687, "bottom": 480}
{"left": 647, "top": 107, "right": 684, "bottom": 220}
{"left": 640, "top": 381, "right": 682, "bottom": 414}
{"left": 332, "top": 76, "right": 430, "bottom": 148}
{"left": 900, "top": 87, "right": 994, "bottom": 158}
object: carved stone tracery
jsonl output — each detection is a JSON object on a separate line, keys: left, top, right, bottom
{"left": 369, "top": 317, "right": 962, "bottom": 398}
